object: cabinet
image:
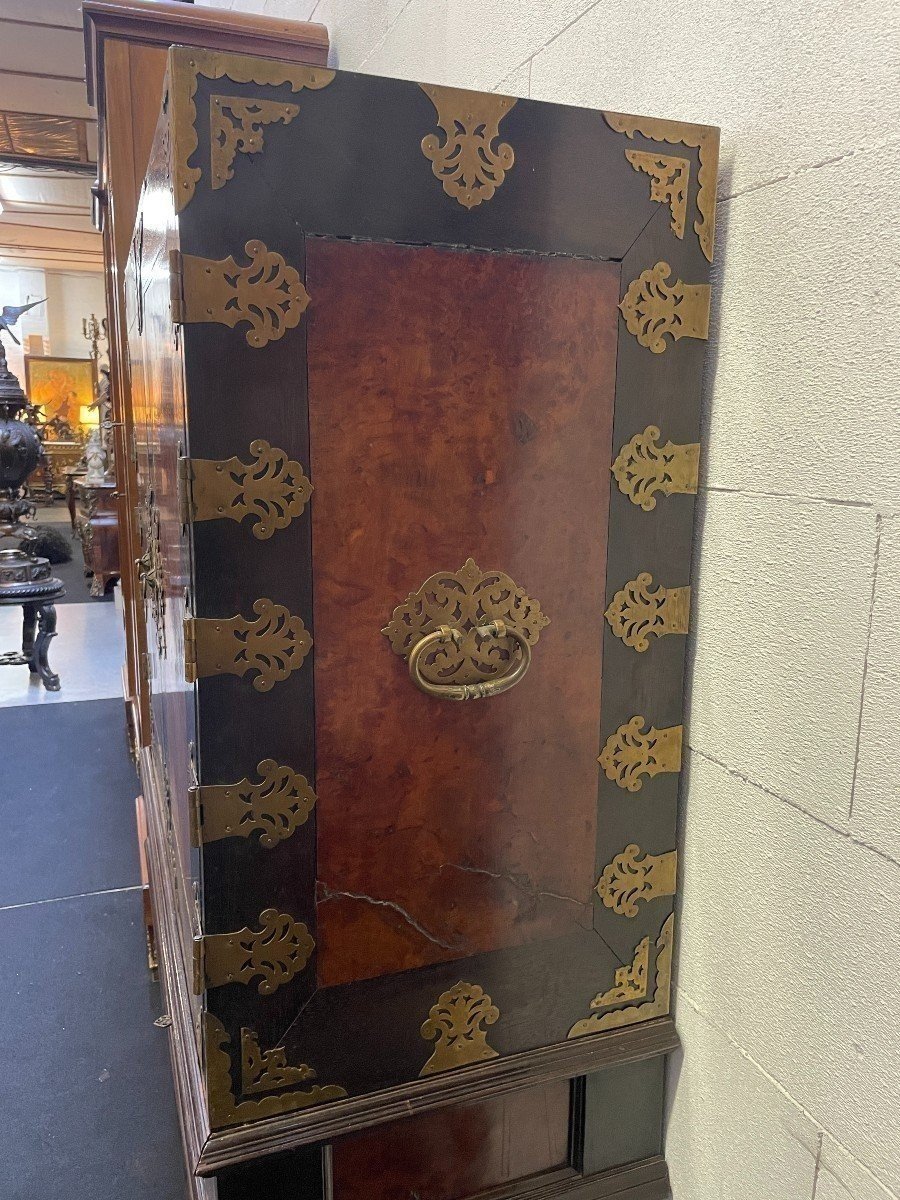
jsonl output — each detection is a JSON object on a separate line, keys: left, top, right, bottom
{"left": 84, "top": 0, "right": 328, "bottom": 753}
{"left": 125, "top": 46, "right": 718, "bottom": 1200}
{"left": 76, "top": 478, "right": 120, "bottom": 596}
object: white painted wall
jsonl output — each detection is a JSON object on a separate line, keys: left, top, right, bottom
{"left": 44, "top": 270, "right": 107, "bottom": 359}
{"left": 0, "top": 266, "right": 106, "bottom": 370}
{"left": 198, "top": 3, "right": 900, "bottom": 1196}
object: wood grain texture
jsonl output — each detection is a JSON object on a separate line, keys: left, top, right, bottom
{"left": 331, "top": 1080, "right": 569, "bottom": 1200}
{"left": 306, "top": 238, "right": 618, "bottom": 987}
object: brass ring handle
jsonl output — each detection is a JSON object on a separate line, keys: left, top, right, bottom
{"left": 407, "top": 619, "right": 532, "bottom": 701}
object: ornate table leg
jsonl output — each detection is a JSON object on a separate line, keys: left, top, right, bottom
{"left": 22, "top": 601, "right": 38, "bottom": 660}
{"left": 29, "top": 602, "right": 60, "bottom": 691}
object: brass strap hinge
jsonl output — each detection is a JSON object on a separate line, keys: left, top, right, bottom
{"left": 191, "top": 933, "right": 206, "bottom": 996}
{"left": 182, "top": 600, "right": 311, "bottom": 691}
{"left": 188, "top": 784, "right": 203, "bottom": 849}
{"left": 191, "top": 910, "right": 314, "bottom": 996}
{"left": 189, "top": 760, "right": 316, "bottom": 849}
{"left": 183, "top": 615, "right": 198, "bottom": 682}
{"left": 177, "top": 456, "right": 192, "bottom": 527}
{"left": 171, "top": 240, "right": 309, "bottom": 348}
{"left": 169, "top": 249, "right": 185, "bottom": 325}
{"left": 178, "top": 444, "right": 312, "bottom": 540}
{"left": 605, "top": 574, "right": 691, "bottom": 652}
{"left": 599, "top": 717, "right": 683, "bottom": 793}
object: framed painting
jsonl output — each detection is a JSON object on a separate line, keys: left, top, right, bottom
{"left": 24, "top": 354, "right": 97, "bottom": 436}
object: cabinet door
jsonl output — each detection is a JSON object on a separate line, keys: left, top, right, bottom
{"left": 167, "top": 47, "right": 712, "bottom": 1164}
{"left": 128, "top": 133, "right": 202, "bottom": 1017}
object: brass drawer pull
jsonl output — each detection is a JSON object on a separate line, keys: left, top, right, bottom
{"left": 408, "top": 619, "right": 531, "bottom": 701}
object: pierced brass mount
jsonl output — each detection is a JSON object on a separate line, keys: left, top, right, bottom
{"left": 170, "top": 242, "right": 308, "bottom": 348}
{"left": 179, "top": 442, "right": 312, "bottom": 539}
{"left": 611, "top": 426, "right": 700, "bottom": 511}
{"left": 189, "top": 759, "right": 316, "bottom": 848}
{"left": 382, "top": 558, "right": 549, "bottom": 700}
{"left": 420, "top": 85, "right": 516, "bottom": 209}
{"left": 599, "top": 717, "right": 683, "bottom": 792}
{"left": 605, "top": 572, "right": 690, "bottom": 651}
{"left": 205, "top": 1015, "right": 346, "bottom": 1129}
{"left": 619, "top": 261, "right": 710, "bottom": 354}
{"left": 419, "top": 982, "right": 500, "bottom": 1076}
{"left": 193, "top": 909, "right": 314, "bottom": 995}
{"left": 183, "top": 599, "right": 311, "bottom": 692}
{"left": 603, "top": 111, "right": 719, "bottom": 262}
{"left": 596, "top": 845, "right": 678, "bottom": 917}
{"left": 568, "top": 913, "right": 674, "bottom": 1038}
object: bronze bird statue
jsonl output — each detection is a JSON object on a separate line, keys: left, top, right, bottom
{"left": 0, "top": 298, "right": 46, "bottom": 345}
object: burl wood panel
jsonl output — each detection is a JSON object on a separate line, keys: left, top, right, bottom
{"left": 307, "top": 240, "right": 619, "bottom": 988}
{"left": 331, "top": 1080, "right": 570, "bottom": 1200}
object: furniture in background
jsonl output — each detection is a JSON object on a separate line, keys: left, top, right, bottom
{"left": 124, "top": 42, "right": 716, "bottom": 1200}
{"left": 0, "top": 554, "right": 64, "bottom": 691}
{"left": 65, "top": 467, "right": 87, "bottom": 533}
{"left": 84, "top": 0, "right": 329, "bottom": 758}
{"left": 75, "top": 478, "right": 119, "bottom": 596}
{"left": 0, "top": 335, "right": 64, "bottom": 690}
{"left": 31, "top": 440, "right": 86, "bottom": 501}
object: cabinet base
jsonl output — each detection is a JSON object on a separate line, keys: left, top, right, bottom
{"left": 193, "top": 1155, "right": 670, "bottom": 1200}
{"left": 141, "top": 749, "right": 674, "bottom": 1197}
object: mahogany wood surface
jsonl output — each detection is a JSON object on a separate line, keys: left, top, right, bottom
{"left": 331, "top": 1080, "right": 570, "bottom": 1200}
{"left": 307, "top": 238, "right": 618, "bottom": 988}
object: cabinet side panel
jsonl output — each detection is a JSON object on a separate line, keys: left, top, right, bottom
{"left": 306, "top": 238, "right": 619, "bottom": 989}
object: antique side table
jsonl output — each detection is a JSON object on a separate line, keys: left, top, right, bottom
{"left": 0, "top": 549, "right": 64, "bottom": 691}
{"left": 76, "top": 478, "right": 120, "bottom": 596}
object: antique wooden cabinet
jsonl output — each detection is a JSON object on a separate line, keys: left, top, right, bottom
{"left": 84, "top": 0, "right": 328, "bottom": 753}
{"left": 126, "top": 46, "right": 718, "bottom": 1200}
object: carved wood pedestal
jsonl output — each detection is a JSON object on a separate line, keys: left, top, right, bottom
{"left": 125, "top": 45, "right": 717, "bottom": 1200}
{"left": 76, "top": 479, "right": 120, "bottom": 596}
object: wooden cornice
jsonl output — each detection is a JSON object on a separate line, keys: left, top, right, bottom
{"left": 83, "top": 0, "right": 329, "bottom": 107}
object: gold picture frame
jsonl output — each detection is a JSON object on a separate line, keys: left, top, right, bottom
{"left": 24, "top": 355, "right": 97, "bottom": 437}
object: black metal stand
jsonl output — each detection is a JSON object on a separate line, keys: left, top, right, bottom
{"left": 0, "top": 572, "right": 65, "bottom": 692}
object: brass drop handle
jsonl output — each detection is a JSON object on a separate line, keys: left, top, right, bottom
{"left": 135, "top": 551, "right": 160, "bottom": 590}
{"left": 408, "top": 619, "right": 532, "bottom": 701}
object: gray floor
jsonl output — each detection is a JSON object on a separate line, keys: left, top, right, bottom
{"left": 0, "top": 506, "right": 124, "bottom": 707}
{"left": 0, "top": 523, "right": 187, "bottom": 1199}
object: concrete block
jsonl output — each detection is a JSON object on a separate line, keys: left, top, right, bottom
{"left": 362, "top": 0, "right": 450, "bottom": 81}
{"left": 444, "top": 0, "right": 597, "bottom": 93}
{"left": 688, "top": 491, "right": 876, "bottom": 823}
{"left": 299, "top": 0, "right": 415, "bottom": 72}
{"left": 528, "top": 0, "right": 900, "bottom": 201}
{"left": 850, "top": 517, "right": 900, "bottom": 861}
{"left": 701, "top": 148, "right": 900, "bottom": 505}
{"left": 677, "top": 750, "right": 900, "bottom": 1195}
{"left": 816, "top": 1132, "right": 899, "bottom": 1200}
{"left": 495, "top": 60, "right": 530, "bottom": 97}
{"left": 666, "top": 993, "right": 819, "bottom": 1200}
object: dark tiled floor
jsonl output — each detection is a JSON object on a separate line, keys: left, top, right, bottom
{"left": 1, "top": 698, "right": 187, "bottom": 1199}
{"left": 2, "top": 700, "right": 141, "bottom": 907}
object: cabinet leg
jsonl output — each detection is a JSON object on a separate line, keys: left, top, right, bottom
{"left": 29, "top": 602, "right": 60, "bottom": 691}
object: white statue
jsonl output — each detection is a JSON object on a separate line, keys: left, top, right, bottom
{"left": 84, "top": 427, "right": 108, "bottom": 484}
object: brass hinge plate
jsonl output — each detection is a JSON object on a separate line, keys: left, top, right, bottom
{"left": 182, "top": 600, "right": 311, "bottom": 691}
{"left": 169, "top": 248, "right": 184, "bottom": 325}
{"left": 190, "top": 760, "right": 316, "bottom": 849}
{"left": 605, "top": 573, "right": 691, "bottom": 651}
{"left": 179, "top": 443, "right": 312, "bottom": 540}
{"left": 192, "top": 909, "right": 314, "bottom": 996}
{"left": 174, "top": 240, "right": 309, "bottom": 348}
